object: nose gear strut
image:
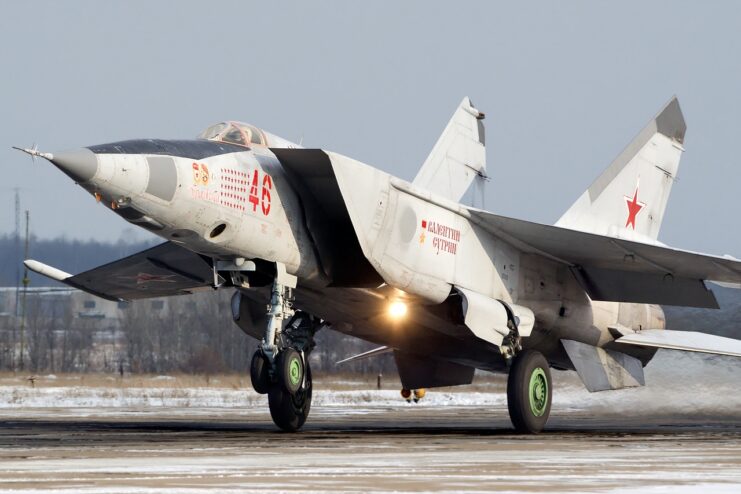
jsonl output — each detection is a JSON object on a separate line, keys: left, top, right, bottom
{"left": 250, "top": 263, "right": 321, "bottom": 431}
{"left": 261, "top": 274, "right": 295, "bottom": 364}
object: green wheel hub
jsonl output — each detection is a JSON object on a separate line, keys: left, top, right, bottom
{"left": 528, "top": 367, "right": 548, "bottom": 417}
{"left": 288, "top": 356, "right": 302, "bottom": 386}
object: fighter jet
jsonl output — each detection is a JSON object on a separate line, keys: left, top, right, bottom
{"left": 18, "top": 96, "right": 741, "bottom": 433}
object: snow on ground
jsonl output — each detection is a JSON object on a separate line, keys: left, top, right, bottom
{"left": 0, "top": 351, "right": 737, "bottom": 417}
{"left": 0, "top": 351, "right": 738, "bottom": 494}
{"left": 0, "top": 385, "right": 507, "bottom": 410}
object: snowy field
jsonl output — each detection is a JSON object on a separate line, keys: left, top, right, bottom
{"left": 0, "top": 351, "right": 738, "bottom": 417}
{"left": 0, "top": 351, "right": 738, "bottom": 493}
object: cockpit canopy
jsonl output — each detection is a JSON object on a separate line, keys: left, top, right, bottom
{"left": 198, "top": 121, "right": 266, "bottom": 147}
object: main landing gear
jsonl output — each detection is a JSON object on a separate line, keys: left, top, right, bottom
{"left": 249, "top": 272, "right": 320, "bottom": 431}
{"left": 506, "top": 349, "right": 552, "bottom": 433}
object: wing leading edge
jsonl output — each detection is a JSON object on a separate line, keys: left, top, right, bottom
{"left": 616, "top": 329, "right": 741, "bottom": 358}
{"left": 25, "top": 242, "right": 214, "bottom": 301}
{"left": 468, "top": 209, "right": 741, "bottom": 308}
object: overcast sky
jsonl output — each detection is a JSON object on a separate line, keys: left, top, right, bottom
{"left": 2, "top": 1, "right": 741, "bottom": 255}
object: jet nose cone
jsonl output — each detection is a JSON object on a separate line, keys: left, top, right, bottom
{"left": 50, "top": 148, "right": 99, "bottom": 183}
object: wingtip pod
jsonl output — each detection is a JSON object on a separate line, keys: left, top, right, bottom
{"left": 24, "top": 259, "right": 72, "bottom": 282}
{"left": 655, "top": 96, "right": 686, "bottom": 144}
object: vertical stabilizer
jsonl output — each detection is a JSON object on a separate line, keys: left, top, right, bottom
{"left": 556, "top": 97, "right": 685, "bottom": 242}
{"left": 412, "top": 97, "right": 486, "bottom": 202}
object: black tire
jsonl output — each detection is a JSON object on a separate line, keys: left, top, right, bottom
{"left": 276, "top": 348, "right": 304, "bottom": 395}
{"left": 268, "top": 365, "right": 312, "bottom": 432}
{"left": 507, "top": 350, "right": 552, "bottom": 434}
{"left": 250, "top": 350, "right": 270, "bottom": 395}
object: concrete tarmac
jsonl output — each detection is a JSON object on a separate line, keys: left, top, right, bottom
{"left": 0, "top": 405, "right": 739, "bottom": 493}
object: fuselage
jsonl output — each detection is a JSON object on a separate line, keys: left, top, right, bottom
{"left": 52, "top": 122, "right": 663, "bottom": 373}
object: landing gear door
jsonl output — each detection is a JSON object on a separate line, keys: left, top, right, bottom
{"left": 456, "top": 286, "right": 510, "bottom": 347}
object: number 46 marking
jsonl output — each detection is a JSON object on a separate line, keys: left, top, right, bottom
{"left": 248, "top": 169, "right": 272, "bottom": 216}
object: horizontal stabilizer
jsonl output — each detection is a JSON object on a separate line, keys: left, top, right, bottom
{"left": 562, "top": 339, "right": 645, "bottom": 392}
{"left": 335, "top": 346, "right": 392, "bottom": 365}
{"left": 616, "top": 329, "right": 741, "bottom": 358}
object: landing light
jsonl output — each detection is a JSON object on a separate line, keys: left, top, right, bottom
{"left": 388, "top": 301, "right": 407, "bottom": 319}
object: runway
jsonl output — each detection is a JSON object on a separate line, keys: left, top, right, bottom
{"left": 0, "top": 351, "right": 739, "bottom": 493}
{"left": 0, "top": 406, "right": 740, "bottom": 493}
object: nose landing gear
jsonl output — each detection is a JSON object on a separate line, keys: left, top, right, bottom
{"left": 268, "top": 361, "right": 313, "bottom": 432}
{"left": 249, "top": 269, "right": 320, "bottom": 431}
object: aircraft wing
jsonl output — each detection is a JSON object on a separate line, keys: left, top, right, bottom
{"left": 615, "top": 329, "right": 741, "bottom": 358}
{"left": 270, "top": 147, "right": 739, "bottom": 309}
{"left": 25, "top": 242, "right": 214, "bottom": 301}
{"left": 468, "top": 210, "right": 741, "bottom": 308}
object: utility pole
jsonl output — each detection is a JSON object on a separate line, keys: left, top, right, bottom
{"left": 10, "top": 189, "right": 21, "bottom": 370}
{"left": 14, "top": 189, "right": 20, "bottom": 316}
{"left": 18, "top": 210, "right": 30, "bottom": 371}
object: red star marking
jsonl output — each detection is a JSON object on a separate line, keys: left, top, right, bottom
{"left": 120, "top": 273, "right": 178, "bottom": 285}
{"left": 624, "top": 185, "right": 646, "bottom": 230}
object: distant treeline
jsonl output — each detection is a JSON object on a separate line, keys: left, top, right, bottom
{"left": 0, "top": 289, "right": 395, "bottom": 376}
{"left": 0, "top": 234, "right": 158, "bottom": 288}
